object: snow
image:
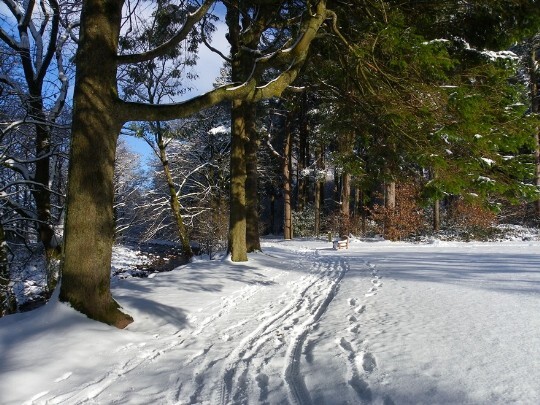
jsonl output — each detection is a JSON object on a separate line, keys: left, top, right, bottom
{"left": 1, "top": 238, "right": 540, "bottom": 404}
{"left": 480, "top": 157, "right": 495, "bottom": 166}
{"left": 208, "top": 125, "right": 231, "bottom": 136}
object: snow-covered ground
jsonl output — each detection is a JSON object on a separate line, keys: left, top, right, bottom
{"left": 1, "top": 238, "right": 539, "bottom": 404}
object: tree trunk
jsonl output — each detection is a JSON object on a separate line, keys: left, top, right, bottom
{"left": 283, "top": 119, "right": 293, "bottom": 240}
{"left": 314, "top": 143, "right": 325, "bottom": 237}
{"left": 228, "top": 99, "right": 249, "bottom": 261}
{"left": 157, "top": 131, "right": 193, "bottom": 259}
{"left": 432, "top": 169, "right": 440, "bottom": 232}
{"left": 60, "top": 0, "right": 133, "bottom": 328}
{"left": 314, "top": 180, "right": 321, "bottom": 237}
{"left": 340, "top": 172, "right": 351, "bottom": 238}
{"left": 535, "top": 130, "right": 540, "bottom": 219}
{"left": 31, "top": 109, "right": 55, "bottom": 255}
{"left": 297, "top": 95, "right": 309, "bottom": 211}
{"left": 245, "top": 103, "right": 261, "bottom": 252}
{"left": 433, "top": 199, "right": 441, "bottom": 232}
{"left": 270, "top": 193, "right": 276, "bottom": 235}
{"left": 532, "top": 44, "right": 540, "bottom": 219}
{"left": 1, "top": 222, "right": 16, "bottom": 317}
{"left": 385, "top": 181, "right": 396, "bottom": 210}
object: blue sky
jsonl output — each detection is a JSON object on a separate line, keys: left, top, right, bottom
{"left": 121, "top": 4, "right": 230, "bottom": 161}
{"left": 1, "top": 0, "right": 229, "bottom": 162}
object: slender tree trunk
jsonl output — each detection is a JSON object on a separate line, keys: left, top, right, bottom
{"left": 245, "top": 103, "right": 261, "bottom": 252}
{"left": 270, "top": 193, "right": 276, "bottom": 235}
{"left": 433, "top": 199, "right": 441, "bottom": 232}
{"left": 314, "top": 181, "right": 321, "bottom": 237}
{"left": 31, "top": 109, "right": 55, "bottom": 254}
{"left": 534, "top": 128, "right": 540, "bottom": 220}
{"left": 385, "top": 181, "right": 396, "bottom": 210}
{"left": 432, "top": 169, "right": 440, "bottom": 232}
{"left": 283, "top": 119, "right": 293, "bottom": 240}
{"left": 60, "top": 0, "right": 133, "bottom": 328}
{"left": 297, "top": 96, "right": 309, "bottom": 211}
{"left": 1, "top": 222, "right": 16, "bottom": 316}
{"left": 532, "top": 44, "right": 540, "bottom": 219}
{"left": 156, "top": 131, "right": 193, "bottom": 259}
{"left": 340, "top": 172, "right": 351, "bottom": 238}
{"left": 314, "top": 143, "right": 325, "bottom": 237}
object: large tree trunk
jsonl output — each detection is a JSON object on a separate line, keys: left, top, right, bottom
{"left": 228, "top": 99, "right": 249, "bottom": 261}
{"left": 226, "top": 0, "right": 250, "bottom": 261}
{"left": 60, "top": 0, "right": 133, "bottom": 328}
{"left": 156, "top": 131, "right": 193, "bottom": 259}
{"left": 245, "top": 103, "right": 261, "bottom": 252}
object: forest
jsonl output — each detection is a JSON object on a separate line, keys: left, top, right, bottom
{"left": 1, "top": 0, "right": 540, "bottom": 327}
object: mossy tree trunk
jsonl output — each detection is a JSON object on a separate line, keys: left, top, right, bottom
{"left": 59, "top": 0, "right": 133, "bottom": 328}
{"left": 228, "top": 99, "right": 249, "bottom": 262}
{"left": 226, "top": 0, "right": 248, "bottom": 261}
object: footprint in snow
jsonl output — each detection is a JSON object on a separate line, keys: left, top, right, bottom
{"left": 54, "top": 372, "right": 73, "bottom": 383}
{"left": 362, "top": 352, "right": 377, "bottom": 373}
{"left": 371, "top": 279, "right": 382, "bottom": 287}
{"left": 338, "top": 337, "right": 354, "bottom": 352}
{"left": 355, "top": 304, "right": 366, "bottom": 314}
{"left": 348, "top": 298, "right": 357, "bottom": 306}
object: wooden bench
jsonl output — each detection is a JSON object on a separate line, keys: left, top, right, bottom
{"left": 333, "top": 237, "right": 349, "bottom": 250}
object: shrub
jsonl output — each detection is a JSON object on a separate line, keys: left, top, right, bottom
{"left": 369, "top": 182, "right": 426, "bottom": 241}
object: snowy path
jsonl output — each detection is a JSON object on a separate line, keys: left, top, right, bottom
{"left": 1, "top": 238, "right": 540, "bottom": 404}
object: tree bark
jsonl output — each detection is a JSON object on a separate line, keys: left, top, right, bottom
{"left": 340, "top": 172, "right": 351, "bottom": 238}
{"left": 433, "top": 199, "right": 441, "bottom": 232}
{"left": 314, "top": 180, "right": 321, "bottom": 237}
{"left": 60, "top": 0, "right": 133, "bottom": 328}
{"left": 228, "top": 99, "right": 248, "bottom": 261}
{"left": 245, "top": 103, "right": 261, "bottom": 252}
{"left": 432, "top": 169, "right": 440, "bottom": 232}
{"left": 385, "top": 181, "right": 396, "bottom": 210}
{"left": 283, "top": 118, "right": 293, "bottom": 240}
{"left": 226, "top": 0, "right": 249, "bottom": 261}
